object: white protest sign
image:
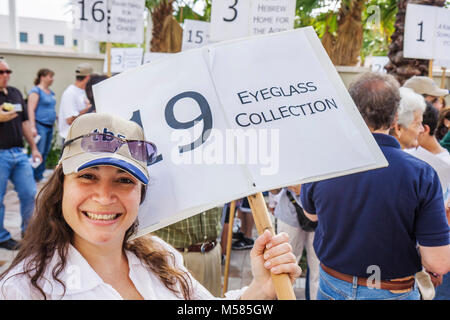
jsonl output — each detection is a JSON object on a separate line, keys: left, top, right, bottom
{"left": 404, "top": 4, "right": 450, "bottom": 60}
{"left": 435, "top": 59, "right": 450, "bottom": 69}
{"left": 434, "top": 8, "right": 450, "bottom": 59}
{"left": 210, "top": 0, "right": 296, "bottom": 41}
{"left": 72, "top": 0, "right": 145, "bottom": 44}
{"left": 182, "top": 19, "right": 210, "bottom": 51}
{"left": 143, "top": 52, "right": 173, "bottom": 64}
{"left": 210, "top": 0, "right": 251, "bottom": 42}
{"left": 94, "top": 27, "right": 387, "bottom": 236}
{"left": 250, "top": 0, "right": 296, "bottom": 35}
{"left": 103, "top": 47, "right": 143, "bottom": 73}
{"left": 370, "top": 56, "right": 389, "bottom": 73}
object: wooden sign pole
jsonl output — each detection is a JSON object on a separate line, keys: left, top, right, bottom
{"left": 106, "top": 42, "right": 112, "bottom": 77}
{"left": 222, "top": 200, "right": 236, "bottom": 297}
{"left": 428, "top": 59, "right": 434, "bottom": 79}
{"left": 441, "top": 67, "right": 447, "bottom": 89}
{"left": 246, "top": 192, "right": 296, "bottom": 300}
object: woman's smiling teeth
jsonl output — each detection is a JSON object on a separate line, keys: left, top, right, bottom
{"left": 83, "top": 212, "right": 120, "bottom": 221}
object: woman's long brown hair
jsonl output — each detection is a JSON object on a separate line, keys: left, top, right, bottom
{"left": 0, "top": 166, "right": 192, "bottom": 299}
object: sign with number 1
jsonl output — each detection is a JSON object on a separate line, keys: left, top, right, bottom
{"left": 404, "top": 4, "right": 450, "bottom": 60}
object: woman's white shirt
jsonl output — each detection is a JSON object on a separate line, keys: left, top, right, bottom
{"left": 0, "top": 236, "right": 246, "bottom": 300}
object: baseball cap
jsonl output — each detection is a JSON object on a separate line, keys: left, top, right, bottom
{"left": 60, "top": 113, "right": 152, "bottom": 184}
{"left": 75, "top": 63, "right": 94, "bottom": 76}
{"left": 403, "top": 76, "right": 448, "bottom": 97}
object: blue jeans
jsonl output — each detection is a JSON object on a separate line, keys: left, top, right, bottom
{"left": 317, "top": 265, "right": 420, "bottom": 300}
{"left": 434, "top": 273, "right": 450, "bottom": 300}
{"left": 0, "top": 148, "right": 36, "bottom": 242}
{"left": 33, "top": 122, "right": 53, "bottom": 181}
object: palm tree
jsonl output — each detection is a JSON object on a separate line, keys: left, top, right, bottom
{"left": 298, "top": 0, "right": 371, "bottom": 66}
{"left": 146, "top": 0, "right": 181, "bottom": 52}
{"left": 385, "top": 0, "right": 446, "bottom": 84}
{"left": 146, "top": 0, "right": 207, "bottom": 53}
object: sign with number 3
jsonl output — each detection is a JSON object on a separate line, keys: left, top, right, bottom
{"left": 210, "top": 0, "right": 251, "bottom": 42}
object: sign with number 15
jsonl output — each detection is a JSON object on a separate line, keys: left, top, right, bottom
{"left": 182, "top": 19, "right": 210, "bottom": 51}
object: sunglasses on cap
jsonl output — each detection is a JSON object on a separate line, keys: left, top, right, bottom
{"left": 0, "top": 70, "right": 12, "bottom": 75}
{"left": 63, "top": 133, "right": 157, "bottom": 164}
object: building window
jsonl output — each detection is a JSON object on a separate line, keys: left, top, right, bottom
{"left": 19, "top": 32, "right": 28, "bottom": 43}
{"left": 39, "top": 34, "right": 44, "bottom": 44}
{"left": 73, "top": 39, "right": 78, "bottom": 46}
{"left": 54, "top": 35, "right": 65, "bottom": 46}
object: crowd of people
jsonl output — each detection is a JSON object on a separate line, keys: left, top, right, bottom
{"left": 0, "top": 56, "right": 449, "bottom": 300}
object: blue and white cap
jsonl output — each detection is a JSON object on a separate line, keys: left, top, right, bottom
{"left": 60, "top": 113, "right": 150, "bottom": 184}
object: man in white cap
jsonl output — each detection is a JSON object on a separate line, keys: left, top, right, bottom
{"left": 58, "top": 63, "right": 94, "bottom": 143}
{"left": 403, "top": 76, "right": 448, "bottom": 111}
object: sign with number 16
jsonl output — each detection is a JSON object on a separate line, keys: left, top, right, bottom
{"left": 72, "top": 0, "right": 145, "bottom": 44}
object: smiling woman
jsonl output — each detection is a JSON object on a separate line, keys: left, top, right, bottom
{"left": 0, "top": 113, "right": 301, "bottom": 300}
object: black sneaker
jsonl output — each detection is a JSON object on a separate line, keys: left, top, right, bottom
{"left": 243, "top": 237, "right": 254, "bottom": 246}
{"left": 232, "top": 231, "right": 244, "bottom": 240}
{"left": 0, "top": 239, "right": 20, "bottom": 251}
{"left": 232, "top": 238, "right": 253, "bottom": 250}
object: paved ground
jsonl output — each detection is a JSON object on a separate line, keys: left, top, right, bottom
{"left": 0, "top": 169, "right": 306, "bottom": 299}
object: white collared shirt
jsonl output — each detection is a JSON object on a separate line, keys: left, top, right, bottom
{"left": 0, "top": 236, "right": 245, "bottom": 300}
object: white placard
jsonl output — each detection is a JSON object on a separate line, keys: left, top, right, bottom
{"left": 434, "top": 8, "right": 450, "bottom": 60}
{"left": 103, "top": 47, "right": 143, "bottom": 73}
{"left": 72, "top": 0, "right": 145, "bottom": 44}
{"left": 404, "top": 4, "right": 450, "bottom": 60}
{"left": 370, "top": 56, "right": 389, "bottom": 73}
{"left": 210, "top": 0, "right": 296, "bottom": 41}
{"left": 93, "top": 27, "right": 387, "bottom": 236}
{"left": 182, "top": 19, "right": 210, "bottom": 51}
{"left": 250, "top": 0, "right": 296, "bottom": 35}
{"left": 435, "top": 59, "right": 450, "bottom": 69}
{"left": 210, "top": 0, "right": 251, "bottom": 42}
{"left": 143, "top": 52, "right": 173, "bottom": 64}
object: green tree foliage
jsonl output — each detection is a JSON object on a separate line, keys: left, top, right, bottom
{"left": 295, "top": 0, "right": 398, "bottom": 64}
{"left": 361, "top": 0, "right": 398, "bottom": 63}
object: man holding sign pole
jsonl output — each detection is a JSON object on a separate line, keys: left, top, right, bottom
{"left": 301, "top": 72, "right": 450, "bottom": 300}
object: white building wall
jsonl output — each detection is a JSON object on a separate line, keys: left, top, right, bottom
{"left": 0, "top": 15, "right": 99, "bottom": 54}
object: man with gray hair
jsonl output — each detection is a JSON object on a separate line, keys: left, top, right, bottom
{"left": 390, "top": 87, "right": 426, "bottom": 150}
{"left": 300, "top": 72, "right": 450, "bottom": 300}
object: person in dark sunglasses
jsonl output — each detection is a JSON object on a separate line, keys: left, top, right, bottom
{"left": 0, "top": 112, "right": 301, "bottom": 300}
{"left": 0, "top": 59, "right": 42, "bottom": 251}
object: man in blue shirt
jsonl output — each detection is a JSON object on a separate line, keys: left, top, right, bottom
{"left": 300, "top": 72, "right": 450, "bottom": 300}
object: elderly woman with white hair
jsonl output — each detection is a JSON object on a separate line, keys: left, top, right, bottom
{"left": 391, "top": 87, "right": 427, "bottom": 149}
